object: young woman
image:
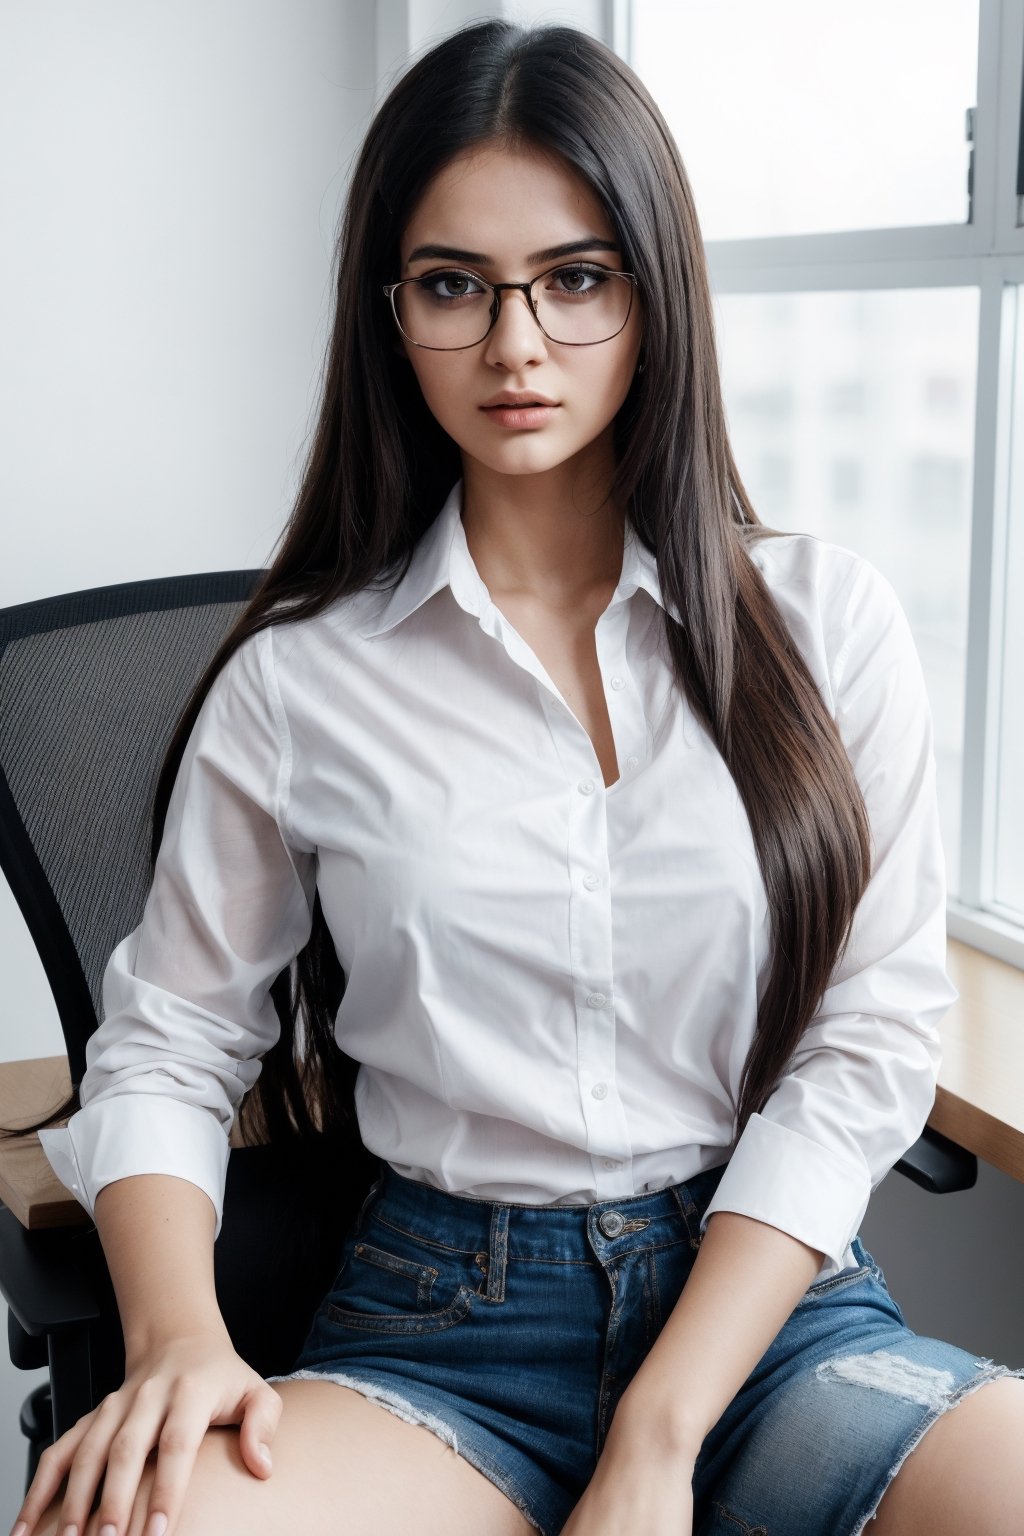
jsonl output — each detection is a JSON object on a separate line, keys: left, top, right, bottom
{"left": 14, "top": 18, "right": 1024, "bottom": 1536}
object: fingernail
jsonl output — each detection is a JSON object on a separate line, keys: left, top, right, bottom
{"left": 12, "top": 1524, "right": 28, "bottom": 1536}
{"left": 145, "top": 1518, "right": 168, "bottom": 1536}
{"left": 258, "top": 1441, "right": 272, "bottom": 1467}
{"left": 61, "top": 1526, "right": 77, "bottom": 1536}
{"left": 100, "top": 1526, "right": 118, "bottom": 1536}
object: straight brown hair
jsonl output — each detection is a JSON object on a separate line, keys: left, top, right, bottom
{"left": 11, "top": 20, "right": 872, "bottom": 1168}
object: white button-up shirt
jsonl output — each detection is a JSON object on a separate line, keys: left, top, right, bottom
{"left": 39, "top": 478, "right": 958, "bottom": 1283}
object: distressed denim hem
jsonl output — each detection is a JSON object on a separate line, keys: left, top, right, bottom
{"left": 266, "top": 1367, "right": 548, "bottom": 1534}
{"left": 846, "top": 1360, "right": 1024, "bottom": 1536}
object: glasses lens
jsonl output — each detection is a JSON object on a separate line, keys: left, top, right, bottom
{"left": 393, "top": 266, "right": 633, "bottom": 348}
{"left": 532, "top": 265, "right": 633, "bottom": 345}
{"left": 395, "top": 271, "right": 492, "bottom": 349}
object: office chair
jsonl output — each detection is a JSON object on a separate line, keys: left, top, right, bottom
{"left": 0, "top": 571, "right": 976, "bottom": 1495}
{"left": 0, "top": 571, "right": 379, "bottom": 1493}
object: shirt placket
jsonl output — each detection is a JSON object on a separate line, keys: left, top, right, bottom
{"left": 484, "top": 594, "right": 644, "bottom": 1198}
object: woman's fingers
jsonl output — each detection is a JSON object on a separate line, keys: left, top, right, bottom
{"left": 58, "top": 1382, "right": 166, "bottom": 1535}
{"left": 236, "top": 1382, "right": 283, "bottom": 1477}
{"left": 133, "top": 1401, "right": 212, "bottom": 1536}
{"left": 8, "top": 1357, "right": 280, "bottom": 1536}
{"left": 11, "top": 1401, "right": 107, "bottom": 1532}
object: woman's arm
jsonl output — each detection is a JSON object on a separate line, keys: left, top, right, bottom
{"left": 558, "top": 1213, "right": 824, "bottom": 1536}
{"left": 14, "top": 1173, "right": 283, "bottom": 1536}
{"left": 613, "top": 1210, "right": 824, "bottom": 1452}
{"left": 688, "top": 555, "right": 958, "bottom": 1279}
{"left": 17, "top": 629, "right": 313, "bottom": 1533}
{"left": 38, "top": 626, "right": 317, "bottom": 1240}
{"left": 607, "top": 554, "right": 952, "bottom": 1456}
{"left": 93, "top": 1173, "right": 227, "bottom": 1361}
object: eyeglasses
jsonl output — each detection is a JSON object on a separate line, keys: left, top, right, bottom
{"left": 382, "top": 262, "right": 639, "bottom": 350}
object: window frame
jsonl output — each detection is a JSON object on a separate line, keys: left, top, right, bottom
{"left": 618, "top": 0, "right": 1024, "bottom": 969}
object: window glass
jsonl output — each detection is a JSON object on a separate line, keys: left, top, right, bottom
{"left": 993, "top": 292, "right": 1024, "bottom": 920}
{"left": 632, "top": 1, "right": 979, "bottom": 240}
{"left": 715, "top": 287, "right": 978, "bottom": 893}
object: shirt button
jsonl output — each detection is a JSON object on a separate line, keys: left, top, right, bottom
{"left": 610, "top": 676, "right": 625, "bottom": 690}
{"left": 591, "top": 1082, "right": 608, "bottom": 1099}
{"left": 586, "top": 992, "right": 607, "bottom": 1008}
{"left": 578, "top": 778, "right": 596, "bottom": 795}
{"left": 583, "top": 873, "right": 601, "bottom": 890}
{"left": 625, "top": 756, "right": 639, "bottom": 770}
{"left": 602, "top": 1157, "right": 621, "bottom": 1169}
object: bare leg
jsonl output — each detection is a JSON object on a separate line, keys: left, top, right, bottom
{"left": 36, "top": 1378, "right": 538, "bottom": 1536}
{"left": 870, "top": 1376, "right": 1024, "bottom": 1536}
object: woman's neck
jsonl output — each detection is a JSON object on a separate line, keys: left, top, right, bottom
{"left": 460, "top": 454, "right": 626, "bottom": 607}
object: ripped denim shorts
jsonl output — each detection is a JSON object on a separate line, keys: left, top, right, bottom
{"left": 269, "top": 1158, "right": 1024, "bottom": 1536}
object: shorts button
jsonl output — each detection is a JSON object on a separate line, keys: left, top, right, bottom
{"left": 598, "top": 1211, "right": 626, "bottom": 1238}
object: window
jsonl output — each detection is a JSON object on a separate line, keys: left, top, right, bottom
{"left": 631, "top": 0, "right": 978, "bottom": 240}
{"left": 622, "top": 0, "right": 1024, "bottom": 965}
{"left": 994, "top": 286, "right": 1024, "bottom": 920}
{"left": 715, "top": 287, "right": 976, "bottom": 894}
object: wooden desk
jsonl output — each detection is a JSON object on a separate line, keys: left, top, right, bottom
{"left": 1, "top": 936, "right": 1021, "bottom": 1230}
{"left": 931, "top": 938, "right": 1024, "bottom": 1183}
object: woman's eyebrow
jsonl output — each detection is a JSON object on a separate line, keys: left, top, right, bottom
{"left": 405, "top": 237, "right": 620, "bottom": 266}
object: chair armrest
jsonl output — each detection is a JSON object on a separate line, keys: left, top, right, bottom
{"left": 0, "top": 1206, "right": 101, "bottom": 1338}
{"left": 894, "top": 1124, "right": 977, "bottom": 1194}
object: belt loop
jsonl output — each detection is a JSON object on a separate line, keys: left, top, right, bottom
{"left": 486, "top": 1204, "right": 510, "bottom": 1301}
{"left": 669, "top": 1184, "right": 701, "bottom": 1250}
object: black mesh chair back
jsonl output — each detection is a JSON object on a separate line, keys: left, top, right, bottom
{"left": 0, "top": 572, "right": 259, "bottom": 1083}
{"left": 0, "top": 572, "right": 380, "bottom": 1486}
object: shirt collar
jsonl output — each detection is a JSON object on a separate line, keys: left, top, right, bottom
{"left": 358, "top": 478, "right": 670, "bottom": 640}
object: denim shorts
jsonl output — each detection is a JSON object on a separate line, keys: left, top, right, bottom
{"left": 269, "top": 1158, "right": 1024, "bottom": 1536}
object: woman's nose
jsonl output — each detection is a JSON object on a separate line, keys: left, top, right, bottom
{"left": 482, "top": 287, "right": 549, "bottom": 370}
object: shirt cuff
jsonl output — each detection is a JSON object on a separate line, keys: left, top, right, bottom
{"left": 698, "top": 1113, "right": 872, "bottom": 1278}
{"left": 37, "top": 1095, "right": 230, "bottom": 1240}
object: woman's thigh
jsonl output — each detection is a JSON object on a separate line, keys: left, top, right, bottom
{"left": 37, "top": 1379, "right": 536, "bottom": 1536}
{"left": 688, "top": 1237, "right": 1024, "bottom": 1536}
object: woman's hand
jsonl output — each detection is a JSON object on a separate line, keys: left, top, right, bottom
{"left": 559, "top": 1404, "right": 697, "bottom": 1536}
{"left": 11, "top": 1324, "right": 282, "bottom": 1536}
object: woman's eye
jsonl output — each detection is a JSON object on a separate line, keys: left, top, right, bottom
{"left": 548, "top": 265, "right": 607, "bottom": 296}
{"left": 420, "top": 271, "right": 486, "bottom": 301}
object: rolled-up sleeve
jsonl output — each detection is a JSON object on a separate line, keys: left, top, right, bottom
{"left": 38, "top": 625, "right": 316, "bottom": 1240}
{"left": 698, "top": 555, "right": 959, "bottom": 1276}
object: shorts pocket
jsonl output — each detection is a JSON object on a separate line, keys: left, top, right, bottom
{"left": 325, "top": 1221, "right": 475, "bottom": 1335}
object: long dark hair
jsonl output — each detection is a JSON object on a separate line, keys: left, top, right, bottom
{"left": 11, "top": 19, "right": 871, "bottom": 1161}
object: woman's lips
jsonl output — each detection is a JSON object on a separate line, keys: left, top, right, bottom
{"left": 480, "top": 404, "right": 560, "bottom": 428}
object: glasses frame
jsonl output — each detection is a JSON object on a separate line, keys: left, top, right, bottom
{"left": 381, "top": 262, "right": 640, "bottom": 350}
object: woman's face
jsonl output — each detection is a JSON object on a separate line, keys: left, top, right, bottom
{"left": 393, "top": 140, "right": 644, "bottom": 482}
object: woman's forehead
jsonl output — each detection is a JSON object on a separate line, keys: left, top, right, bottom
{"left": 399, "top": 144, "right": 616, "bottom": 264}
